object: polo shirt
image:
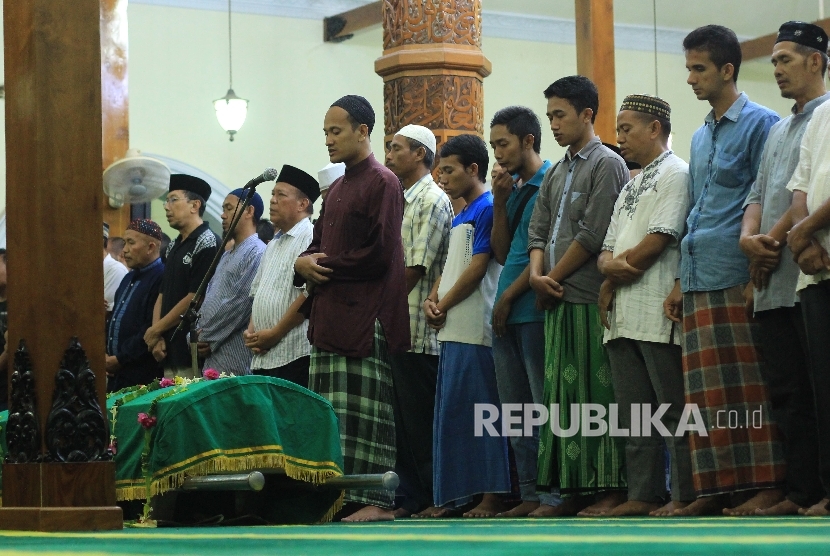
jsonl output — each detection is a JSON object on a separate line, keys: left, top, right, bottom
{"left": 160, "top": 221, "right": 220, "bottom": 368}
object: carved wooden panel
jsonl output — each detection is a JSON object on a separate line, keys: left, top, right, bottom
{"left": 383, "top": 0, "right": 482, "bottom": 49}
{"left": 383, "top": 75, "right": 483, "bottom": 137}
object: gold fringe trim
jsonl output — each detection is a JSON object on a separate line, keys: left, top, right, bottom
{"left": 116, "top": 453, "right": 344, "bottom": 523}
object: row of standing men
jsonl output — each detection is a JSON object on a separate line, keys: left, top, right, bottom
{"left": 104, "top": 20, "right": 830, "bottom": 521}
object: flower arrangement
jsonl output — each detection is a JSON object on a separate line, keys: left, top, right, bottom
{"left": 203, "top": 368, "right": 220, "bottom": 380}
{"left": 137, "top": 413, "right": 158, "bottom": 429}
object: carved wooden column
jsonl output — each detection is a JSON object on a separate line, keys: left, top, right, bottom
{"left": 375, "top": 0, "right": 492, "bottom": 151}
{"left": 1, "top": 0, "right": 121, "bottom": 531}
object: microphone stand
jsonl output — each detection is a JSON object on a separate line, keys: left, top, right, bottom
{"left": 170, "top": 186, "right": 258, "bottom": 377}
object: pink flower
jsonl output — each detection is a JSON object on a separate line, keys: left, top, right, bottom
{"left": 159, "top": 378, "right": 175, "bottom": 388}
{"left": 108, "top": 440, "right": 118, "bottom": 455}
{"left": 137, "top": 412, "right": 158, "bottom": 429}
{"left": 203, "top": 368, "right": 220, "bottom": 380}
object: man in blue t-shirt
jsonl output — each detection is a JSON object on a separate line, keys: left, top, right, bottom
{"left": 488, "top": 106, "right": 557, "bottom": 516}
{"left": 421, "top": 134, "right": 510, "bottom": 518}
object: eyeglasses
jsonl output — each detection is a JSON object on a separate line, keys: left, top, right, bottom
{"left": 164, "top": 197, "right": 185, "bottom": 206}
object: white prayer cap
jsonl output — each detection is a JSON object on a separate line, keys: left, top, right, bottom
{"left": 318, "top": 162, "right": 346, "bottom": 191}
{"left": 395, "top": 125, "right": 437, "bottom": 155}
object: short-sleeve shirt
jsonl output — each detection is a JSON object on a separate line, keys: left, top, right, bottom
{"left": 437, "top": 191, "right": 502, "bottom": 346}
{"left": 401, "top": 174, "right": 453, "bottom": 355}
{"left": 744, "top": 92, "right": 830, "bottom": 309}
{"left": 160, "top": 221, "right": 220, "bottom": 368}
{"left": 680, "top": 93, "right": 779, "bottom": 293}
{"left": 250, "top": 218, "right": 314, "bottom": 370}
{"left": 527, "top": 138, "right": 627, "bottom": 303}
{"left": 786, "top": 100, "right": 830, "bottom": 291}
{"left": 494, "top": 161, "right": 551, "bottom": 325}
{"left": 602, "top": 151, "right": 690, "bottom": 344}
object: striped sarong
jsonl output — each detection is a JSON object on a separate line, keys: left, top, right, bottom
{"left": 537, "top": 302, "right": 626, "bottom": 496}
{"left": 681, "top": 286, "right": 786, "bottom": 496}
{"left": 309, "top": 320, "right": 396, "bottom": 508}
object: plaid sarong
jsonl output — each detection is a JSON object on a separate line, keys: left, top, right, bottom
{"left": 536, "top": 302, "right": 626, "bottom": 496}
{"left": 309, "top": 320, "right": 396, "bottom": 508}
{"left": 681, "top": 286, "right": 786, "bottom": 496}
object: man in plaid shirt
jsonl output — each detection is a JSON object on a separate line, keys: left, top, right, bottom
{"left": 385, "top": 124, "right": 453, "bottom": 517}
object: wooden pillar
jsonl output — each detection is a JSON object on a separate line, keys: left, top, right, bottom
{"left": 101, "top": 0, "right": 131, "bottom": 236}
{"left": 1, "top": 0, "right": 121, "bottom": 531}
{"left": 374, "top": 0, "right": 492, "bottom": 151}
{"left": 575, "top": 0, "right": 616, "bottom": 143}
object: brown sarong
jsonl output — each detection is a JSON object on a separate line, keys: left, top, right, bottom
{"left": 681, "top": 286, "right": 785, "bottom": 496}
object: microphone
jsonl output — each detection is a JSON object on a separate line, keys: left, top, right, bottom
{"left": 243, "top": 167, "right": 279, "bottom": 190}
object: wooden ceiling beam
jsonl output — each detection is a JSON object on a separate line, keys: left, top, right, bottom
{"left": 324, "top": 1, "right": 382, "bottom": 43}
{"left": 741, "top": 18, "right": 830, "bottom": 60}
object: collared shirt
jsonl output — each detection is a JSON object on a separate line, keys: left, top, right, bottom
{"left": 198, "top": 233, "right": 266, "bottom": 375}
{"left": 401, "top": 173, "right": 453, "bottom": 355}
{"left": 528, "top": 138, "right": 627, "bottom": 304}
{"left": 745, "top": 93, "right": 830, "bottom": 309}
{"left": 107, "top": 257, "right": 165, "bottom": 384}
{"left": 602, "top": 151, "right": 690, "bottom": 344}
{"left": 787, "top": 100, "right": 830, "bottom": 291}
{"left": 250, "top": 218, "right": 314, "bottom": 370}
{"left": 104, "top": 253, "right": 129, "bottom": 311}
{"left": 680, "top": 93, "right": 780, "bottom": 293}
{"left": 296, "top": 154, "right": 410, "bottom": 358}
{"left": 495, "top": 160, "right": 551, "bottom": 325}
{"left": 160, "top": 221, "right": 220, "bottom": 368}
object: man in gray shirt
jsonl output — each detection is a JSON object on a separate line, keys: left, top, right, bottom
{"left": 739, "top": 21, "right": 830, "bottom": 516}
{"left": 527, "top": 75, "right": 628, "bottom": 517}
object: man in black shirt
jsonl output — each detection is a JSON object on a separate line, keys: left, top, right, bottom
{"left": 144, "top": 175, "right": 219, "bottom": 378}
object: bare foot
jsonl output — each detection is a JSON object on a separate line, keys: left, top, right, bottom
{"left": 496, "top": 501, "right": 540, "bottom": 517}
{"left": 577, "top": 491, "right": 627, "bottom": 517}
{"left": 341, "top": 505, "right": 395, "bottom": 522}
{"left": 412, "top": 506, "right": 450, "bottom": 518}
{"left": 755, "top": 499, "right": 803, "bottom": 516}
{"left": 723, "top": 489, "right": 785, "bottom": 516}
{"left": 673, "top": 495, "right": 729, "bottom": 516}
{"left": 393, "top": 507, "right": 413, "bottom": 518}
{"left": 799, "top": 498, "right": 830, "bottom": 516}
{"left": 650, "top": 500, "right": 689, "bottom": 517}
{"left": 463, "top": 493, "right": 504, "bottom": 518}
{"left": 528, "top": 496, "right": 590, "bottom": 517}
{"left": 606, "top": 500, "right": 662, "bottom": 516}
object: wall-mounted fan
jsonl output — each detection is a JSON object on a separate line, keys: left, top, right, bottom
{"left": 103, "top": 149, "right": 171, "bottom": 208}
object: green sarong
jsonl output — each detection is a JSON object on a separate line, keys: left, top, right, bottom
{"left": 536, "top": 302, "right": 626, "bottom": 496}
{"left": 309, "top": 320, "right": 396, "bottom": 508}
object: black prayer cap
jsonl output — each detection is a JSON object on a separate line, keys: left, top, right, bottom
{"left": 776, "top": 21, "right": 829, "bottom": 53}
{"left": 620, "top": 94, "right": 671, "bottom": 122}
{"left": 169, "top": 174, "right": 212, "bottom": 202}
{"left": 277, "top": 164, "right": 321, "bottom": 203}
{"left": 331, "top": 95, "right": 375, "bottom": 135}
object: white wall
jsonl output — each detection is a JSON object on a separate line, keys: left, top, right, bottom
{"left": 0, "top": 3, "right": 807, "bottom": 232}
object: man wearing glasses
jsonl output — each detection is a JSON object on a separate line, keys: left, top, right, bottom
{"left": 144, "top": 174, "right": 220, "bottom": 378}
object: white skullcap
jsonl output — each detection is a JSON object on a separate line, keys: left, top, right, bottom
{"left": 318, "top": 162, "right": 346, "bottom": 191}
{"left": 396, "top": 125, "right": 437, "bottom": 155}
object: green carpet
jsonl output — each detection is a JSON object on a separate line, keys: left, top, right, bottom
{"left": 2, "top": 518, "right": 830, "bottom": 555}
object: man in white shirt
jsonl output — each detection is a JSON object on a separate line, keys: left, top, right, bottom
{"left": 103, "top": 222, "right": 128, "bottom": 313}
{"left": 244, "top": 165, "right": 320, "bottom": 386}
{"left": 598, "top": 94, "right": 694, "bottom": 517}
{"left": 787, "top": 80, "right": 830, "bottom": 518}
